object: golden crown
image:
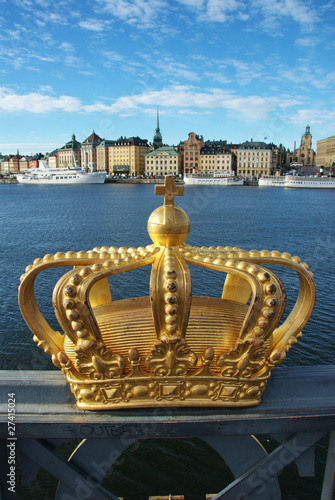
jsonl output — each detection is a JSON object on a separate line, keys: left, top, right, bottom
{"left": 18, "top": 177, "right": 315, "bottom": 409}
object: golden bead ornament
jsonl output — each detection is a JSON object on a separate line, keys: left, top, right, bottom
{"left": 18, "top": 176, "right": 315, "bottom": 409}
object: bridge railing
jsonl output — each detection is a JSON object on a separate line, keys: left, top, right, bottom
{"left": 0, "top": 365, "right": 334, "bottom": 499}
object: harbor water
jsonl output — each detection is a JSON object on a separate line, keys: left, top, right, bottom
{"left": 1, "top": 182, "right": 334, "bottom": 499}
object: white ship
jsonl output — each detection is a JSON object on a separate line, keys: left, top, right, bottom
{"left": 285, "top": 175, "right": 335, "bottom": 189}
{"left": 258, "top": 175, "right": 286, "bottom": 187}
{"left": 184, "top": 170, "right": 244, "bottom": 186}
{"left": 16, "top": 160, "right": 106, "bottom": 185}
{"left": 258, "top": 174, "right": 335, "bottom": 189}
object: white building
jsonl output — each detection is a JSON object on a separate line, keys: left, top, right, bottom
{"left": 145, "top": 146, "right": 183, "bottom": 177}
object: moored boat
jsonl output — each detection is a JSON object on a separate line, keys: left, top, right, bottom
{"left": 258, "top": 175, "right": 286, "bottom": 187}
{"left": 285, "top": 175, "right": 335, "bottom": 189}
{"left": 184, "top": 170, "right": 243, "bottom": 186}
{"left": 16, "top": 160, "right": 106, "bottom": 185}
{"left": 258, "top": 174, "right": 335, "bottom": 189}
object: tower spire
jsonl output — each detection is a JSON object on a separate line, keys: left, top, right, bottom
{"left": 156, "top": 106, "right": 160, "bottom": 132}
{"left": 153, "top": 106, "right": 163, "bottom": 149}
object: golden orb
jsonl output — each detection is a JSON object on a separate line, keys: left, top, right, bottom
{"left": 147, "top": 205, "right": 190, "bottom": 246}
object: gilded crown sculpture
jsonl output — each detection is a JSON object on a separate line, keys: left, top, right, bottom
{"left": 18, "top": 177, "right": 315, "bottom": 409}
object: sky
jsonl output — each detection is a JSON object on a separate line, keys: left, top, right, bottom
{"left": 0, "top": 0, "right": 334, "bottom": 156}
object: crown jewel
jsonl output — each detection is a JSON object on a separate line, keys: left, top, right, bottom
{"left": 18, "top": 177, "right": 315, "bottom": 409}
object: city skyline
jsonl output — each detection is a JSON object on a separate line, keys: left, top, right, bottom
{"left": 0, "top": 0, "right": 334, "bottom": 155}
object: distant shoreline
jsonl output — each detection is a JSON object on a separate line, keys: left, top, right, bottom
{"left": 1, "top": 177, "right": 260, "bottom": 186}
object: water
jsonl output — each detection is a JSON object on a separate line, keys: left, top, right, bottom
{"left": 1, "top": 182, "right": 335, "bottom": 499}
{"left": 1, "top": 183, "right": 334, "bottom": 370}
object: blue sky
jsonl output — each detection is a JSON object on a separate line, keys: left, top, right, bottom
{"left": 0, "top": 0, "right": 334, "bottom": 155}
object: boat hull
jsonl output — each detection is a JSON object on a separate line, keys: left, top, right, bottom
{"left": 16, "top": 172, "right": 106, "bottom": 185}
{"left": 258, "top": 176, "right": 286, "bottom": 187}
{"left": 259, "top": 175, "right": 335, "bottom": 189}
{"left": 184, "top": 176, "right": 243, "bottom": 186}
{"left": 285, "top": 176, "right": 335, "bottom": 189}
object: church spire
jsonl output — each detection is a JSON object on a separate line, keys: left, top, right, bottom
{"left": 156, "top": 107, "right": 160, "bottom": 132}
{"left": 153, "top": 106, "right": 163, "bottom": 149}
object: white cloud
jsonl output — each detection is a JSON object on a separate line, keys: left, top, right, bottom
{"left": 176, "top": 0, "right": 319, "bottom": 30}
{"left": 81, "top": 84, "right": 300, "bottom": 122}
{"left": 252, "top": 0, "right": 318, "bottom": 30}
{"left": 279, "top": 65, "right": 335, "bottom": 90}
{"left": 96, "top": 0, "right": 166, "bottom": 26}
{"left": 204, "top": 71, "right": 231, "bottom": 84}
{"left": 178, "top": 108, "right": 213, "bottom": 115}
{"left": 204, "top": 0, "right": 246, "bottom": 21}
{"left": 295, "top": 37, "right": 318, "bottom": 47}
{"left": 176, "top": 0, "right": 317, "bottom": 27}
{"left": 177, "top": 0, "right": 244, "bottom": 21}
{"left": 0, "top": 88, "right": 81, "bottom": 113}
{"left": 59, "top": 42, "right": 75, "bottom": 52}
{"left": 289, "top": 108, "right": 335, "bottom": 125}
{"left": 78, "top": 20, "right": 106, "bottom": 31}
{"left": 157, "top": 60, "right": 200, "bottom": 82}
{"left": 102, "top": 50, "right": 126, "bottom": 62}
{"left": 0, "top": 82, "right": 331, "bottom": 136}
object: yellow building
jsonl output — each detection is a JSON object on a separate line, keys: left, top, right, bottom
{"left": 316, "top": 135, "right": 335, "bottom": 171}
{"left": 8, "top": 152, "right": 20, "bottom": 173}
{"left": 145, "top": 146, "right": 183, "bottom": 177}
{"left": 0, "top": 158, "right": 9, "bottom": 174}
{"left": 108, "top": 136, "right": 149, "bottom": 176}
{"left": 58, "top": 134, "right": 82, "bottom": 169}
{"left": 96, "top": 139, "right": 115, "bottom": 172}
{"left": 19, "top": 157, "right": 28, "bottom": 172}
{"left": 237, "top": 140, "right": 278, "bottom": 177}
{"left": 47, "top": 153, "right": 58, "bottom": 169}
{"left": 199, "top": 141, "right": 236, "bottom": 174}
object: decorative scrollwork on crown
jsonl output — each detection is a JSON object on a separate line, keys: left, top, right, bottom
{"left": 18, "top": 176, "right": 315, "bottom": 409}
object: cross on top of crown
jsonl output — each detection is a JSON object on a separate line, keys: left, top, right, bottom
{"left": 155, "top": 176, "right": 184, "bottom": 207}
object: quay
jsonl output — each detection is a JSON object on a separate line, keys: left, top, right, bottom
{"left": 0, "top": 365, "right": 334, "bottom": 499}
{"left": 2, "top": 176, "right": 259, "bottom": 186}
{"left": 0, "top": 177, "right": 17, "bottom": 184}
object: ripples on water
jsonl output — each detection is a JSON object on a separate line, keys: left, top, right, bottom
{"left": 1, "top": 183, "right": 334, "bottom": 499}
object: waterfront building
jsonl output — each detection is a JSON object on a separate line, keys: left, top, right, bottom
{"left": 19, "top": 156, "right": 28, "bottom": 172}
{"left": 182, "top": 132, "right": 205, "bottom": 174}
{"left": 199, "top": 140, "right": 236, "bottom": 174}
{"left": 145, "top": 146, "right": 183, "bottom": 177}
{"left": 58, "top": 134, "right": 82, "bottom": 169}
{"left": 47, "top": 150, "right": 58, "bottom": 169}
{"left": 316, "top": 135, "right": 335, "bottom": 171}
{"left": 8, "top": 151, "right": 21, "bottom": 173}
{"left": 28, "top": 156, "right": 42, "bottom": 169}
{"left": 237, "top": 140, "right": 278, "bottom": 177}
{"left": 96, "top": 139, "right": 115, "bottom": 172}
{"left": 0, "top": 157, "right": 9, "bottom": 174}
{"left": 108, "top": 136, "right": 150, "bottom": 176}
{"left": 227, "top": 143, "right": 240, "bottom": 156}
{"left": 287, "top": 125, "right": 315, "bottom": 167}
{"left": 81, "top": 131, "right": 103, "bottom": 172}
